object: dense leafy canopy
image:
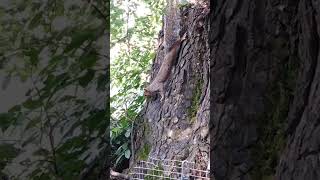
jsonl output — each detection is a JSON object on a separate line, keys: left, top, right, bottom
{"left": 110, "top": 0, "right": 164, "bottom": 168}
{"left": 0, "top": 0, "right": 108, "bottom": 179}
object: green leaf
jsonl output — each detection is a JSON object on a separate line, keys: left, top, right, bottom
{"left": 42, "top": 73, "right": 70, "bottom": 96}
{"left": 125, "top": 129, "right": 131, "bottom": 138}
{"left": 0, "top": 113, "right": 16, "bottom": 131}
{"left": 24, "top": 48, "right": 39, "bottom": 66}
{"left": 64, "top": 30, "right": 97, "bottom": 53}
{"left": 125, "top": 149, "right": 131, "bottom": 159}
{"left": 56, "top": 136, "right": 87, "bottom": 153}
{"left": 28, "top": 12, "right": 42, "bottom": 29}
{"left": 25, "top": 117, "right": 41, "bottom": 130}
{"left": 8, "top": 105, "right": 21, "bottom": 112}
{"left": 58, "top": 95, "right": 76, "bottom": 103}
{"left": 78, "top": 69, "right": 95, "bottom": 87}
{"left": 33, "top": 148, "right": 50, "bottom": 157}
{"left": 97, "top": 74, "right": 108, "bottom": 92}
{"left": 22, "top": 133, "right": 38, "bottom": 147}
{"left": 79, "top": 51, "right": 98, "bottom": 69}
{"left": 83, "top": 110, "right": 106, "bottom": 132}
{"left": 115, "top": 154, "right": 124, "bottom": 165}
{"left": 0, "top": 144, "right": 20, "bottom": 161}
{"left": 22, "top": 98, "right": 42, "bottom": 109}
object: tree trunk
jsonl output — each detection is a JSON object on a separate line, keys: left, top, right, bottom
{"left": 276, "top": 1, "right": 320, "bottom": 179}
{"left": 129, "top": 1, "right": 210, "bottom": 178}
{"left": 209, "top": 0, "right": 320, "bottom": 180}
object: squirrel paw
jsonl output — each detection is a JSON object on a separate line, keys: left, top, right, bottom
{"left": 181, "top": 33, "right": 187, "bottom": 41}
{"left": 159, "top": 92, "right": 165, "bottom": 102}
{"left": 160, "top": 94, "right": 165, "bottom": 102}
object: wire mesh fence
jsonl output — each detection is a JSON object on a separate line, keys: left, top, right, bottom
{"left": 129, "top": 157, "right": 209, "bottom": 180}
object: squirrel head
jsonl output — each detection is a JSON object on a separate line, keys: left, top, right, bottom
{"left": 143, "top": 89, "right": 154, "bottom": 97}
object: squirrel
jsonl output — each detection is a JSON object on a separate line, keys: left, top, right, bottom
{"left": 144, "top": 0, "right": 186, "bottom": 102}
{"left": 144, "top": 33, "right": 187, "bottom": 101}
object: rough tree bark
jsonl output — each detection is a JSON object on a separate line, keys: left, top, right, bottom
{"left": 129, "top": 0, "right": 210, "bottom": 177}
{"left": 209, "top": 0, "right": 320, "bottom": 180}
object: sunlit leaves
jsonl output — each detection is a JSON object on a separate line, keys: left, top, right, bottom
{"left": 110, "top": 0, "right": 164, "bottom": 137}
{"left": 110, "top": 1, "right": 126, "bottom": 46}
{"left": 110, "top": 0, "right": 163, "bottom": 168}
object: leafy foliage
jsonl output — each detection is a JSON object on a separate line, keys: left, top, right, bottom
{"left": 0, "top": 0, "right": 108, "bottom": 179}
{"left": 110, "top": 0, "right": 164, "bottom": 169}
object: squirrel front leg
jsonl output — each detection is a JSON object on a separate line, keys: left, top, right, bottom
{"left": 144, "top": 33, "right": 187, "bottom": 100}
{"left": 144, "top": 82, "right": 165, "bottom": 102}
{"left": 159, "top": 84, "right": 165, "bottom": 102}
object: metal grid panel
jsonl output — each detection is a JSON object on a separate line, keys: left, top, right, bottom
{"left": 130, "top": 157, "right": 209, "bottom": 180}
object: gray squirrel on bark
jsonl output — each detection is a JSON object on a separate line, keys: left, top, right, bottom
{"left": 144, "top": 0, "right": 186, "bottom": 101}
{"left": 144, "top": 33, "right": 187, "bottom": 101}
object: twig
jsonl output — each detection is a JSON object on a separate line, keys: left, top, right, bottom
{"left": 110, "top": 170, "right": 130, "bottom": 179}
